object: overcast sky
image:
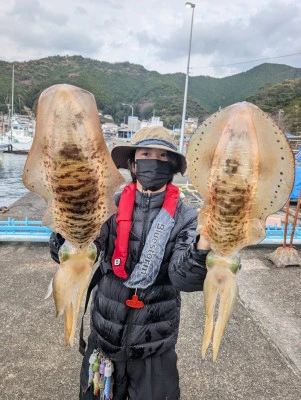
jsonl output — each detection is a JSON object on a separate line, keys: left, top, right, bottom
{"left": 0, "top": 0, "right": 300, "bottom": 78}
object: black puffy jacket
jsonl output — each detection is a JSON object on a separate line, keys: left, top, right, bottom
{"left": 83, "top": 188, "right": 207, "bottom": 354}
{"left": 50, "top": 188, "right": 208, "bottom": 389}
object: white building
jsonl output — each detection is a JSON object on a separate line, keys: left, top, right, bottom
{"left": 140, "top": 116, "right": 164, "bottom": 129}
{"left": 117, "top": 115, "right": 164, "bottom": 139}
{"left": 128, "top": 116, "right": 140, "bottom": 133}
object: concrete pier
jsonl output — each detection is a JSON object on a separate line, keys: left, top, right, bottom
{"left": 0, "top": 183, "right": 300, "bottom": 399}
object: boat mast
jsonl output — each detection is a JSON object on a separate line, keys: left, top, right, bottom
{"left": 11, "top": 64, "right": 14, "bottom": 116}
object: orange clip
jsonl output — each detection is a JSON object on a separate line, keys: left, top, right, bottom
{"left": 126, "top": 294, "right": 144, "bottom": 308}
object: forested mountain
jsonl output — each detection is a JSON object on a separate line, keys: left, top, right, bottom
{"left": 189, "top": 63, "right": 301, "bottom": 113}
{"left": 0, "top": 55, "right": 300, "bottom": 129}
{"left": 246, "top": 78, "right": 301, "bottom": 134}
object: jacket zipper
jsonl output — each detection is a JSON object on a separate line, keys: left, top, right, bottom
{"left": 126, "top": 306, "right": 135, "bottom": 357}
{"left": 126, "top": 192, "right": 150, "bottom": 357}
{"left": 137, "top": 192, "right": 150, "bottom": 256}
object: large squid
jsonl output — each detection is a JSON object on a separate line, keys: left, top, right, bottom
{"left": 186, "top": 102, "right": 295, "bottom": 360}
{"left": 23, "top": 84, "right": 124, "bottom": 345}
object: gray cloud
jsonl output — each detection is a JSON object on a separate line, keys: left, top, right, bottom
{"left": 8, "top": 0, "right": 68, "bottom": 25}
{"left": 0, "top": 0, "right": 300, "bottom": 77}
{"left": 44, "top": 31, "right": 102, "bottom": 54}
{"left": 149, "top": 1, "right": 301, "bottom": 70}
{"left": 135, "top": 31, "right": 161, "bottom": 47}
{"left": 75, "top": 6, "right": 88, "bottom": 15}
{"left": 0, "top": 1, "right": 101, "bottom": 55}
{"left": 87, "top": 0, "right": 126, "bottom": 9}
{"left": 1, "top": 16, "right": 101, "bottom": 55}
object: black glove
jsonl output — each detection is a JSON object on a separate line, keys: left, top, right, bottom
{"left": 49, "top": 232, "right": 65, "bottom": 264}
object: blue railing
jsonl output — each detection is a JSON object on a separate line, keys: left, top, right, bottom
{"left": 0, "top": 217, "right": 52, "bottom": 242}
{"left": 0, "top": 218, "right": 300, "bottom": 244}
{"left": 263, "top": 223, "right": 301, "bottom": 244}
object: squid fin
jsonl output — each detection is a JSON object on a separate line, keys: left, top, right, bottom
{"left": 42, "top": 202, "right": 56, "bottom": 231}
{"left": 52, "top": 253, "right": 93, "bottom": 346}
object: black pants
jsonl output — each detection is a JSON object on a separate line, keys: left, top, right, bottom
{"left": 79, "top": 347, "right": 180, "bottom": 400}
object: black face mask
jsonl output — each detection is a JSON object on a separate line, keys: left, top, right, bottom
{"left": 135, "top": 159, "right": 174, "bottom": 192}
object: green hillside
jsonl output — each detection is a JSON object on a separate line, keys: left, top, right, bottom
{"left": 246, "top": 78, "right": 301, "bottom": 134}
{"left": 188, "top": 63, "right": 301, "bottom": 113}
{"left": 0, "top": 56, "right": 301, "bottom": 129}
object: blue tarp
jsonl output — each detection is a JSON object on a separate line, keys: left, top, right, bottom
{"left": 295, "top": 151, "right": 301, "bottom": 163}
{"left": 291, "top": 164, "right": 301, "bottom": 200}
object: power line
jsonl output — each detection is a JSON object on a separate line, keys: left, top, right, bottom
{"left": 191, "top": 52, "right": 301, "bottom": 70}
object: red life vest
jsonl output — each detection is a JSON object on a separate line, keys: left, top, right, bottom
{"left": 111, "top": 182, "right": 179, "bottom": 279}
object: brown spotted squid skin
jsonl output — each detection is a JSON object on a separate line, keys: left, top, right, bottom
{"left": 187, "top": 102, "right": 294, "bottom": 360}
{"left": 23, "top": 84, "right": 124, "bottom": 346}
{"left": 45, "top": 128, "right": 110, "bottom": 251}
{"left": 204, "top": 122, "right": 259, "bottom": 256}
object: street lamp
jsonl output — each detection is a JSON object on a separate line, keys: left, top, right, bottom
{"left": 278, "top": 109, "right": 284, "bottom": 125}
{"left": 179, "top": 2, "right": 195, "bottom": 154}
{"left": 121, "top": 103, "right": 134, "bottom": 138}
{"left": 121, "top": 103, "right": 134, "bottom": 117}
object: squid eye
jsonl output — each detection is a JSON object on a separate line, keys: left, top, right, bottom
{"left": 59, "top": 247, "right": 69, "bottom": 262}
{"left": 206, "top": 252, "right": 215, "bottom": 269}
{"left": 88, "top": 248, "right": 96, "bottom": 261}
{"left": 88, "top": 244, "right": 97, "bottom": 262}
{"left": 230, "top": 258, "right": 240, "bottom": 274}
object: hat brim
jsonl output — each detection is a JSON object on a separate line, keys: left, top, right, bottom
{"left": 111, "top": 143, "right": 187, "bottom": 175}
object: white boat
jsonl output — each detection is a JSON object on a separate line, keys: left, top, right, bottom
{"left": 8, "top": 118, "right": 33, "bottom": 137}
{"left": 2, "top": 66, "right": 35, "bottom": 152}
{"left": 1, "top": 135, "right": 33, "bottom": 152}
{"left": 4, "top": 118, "right": 34, "bottom": 151}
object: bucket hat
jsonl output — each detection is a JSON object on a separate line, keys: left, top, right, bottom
{"left": 111, "top": 126, "right": 187, "bottom": 175}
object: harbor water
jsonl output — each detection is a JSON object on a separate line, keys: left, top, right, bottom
{"left": 0, "top": 152, "right": 29, "bottom": 207}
